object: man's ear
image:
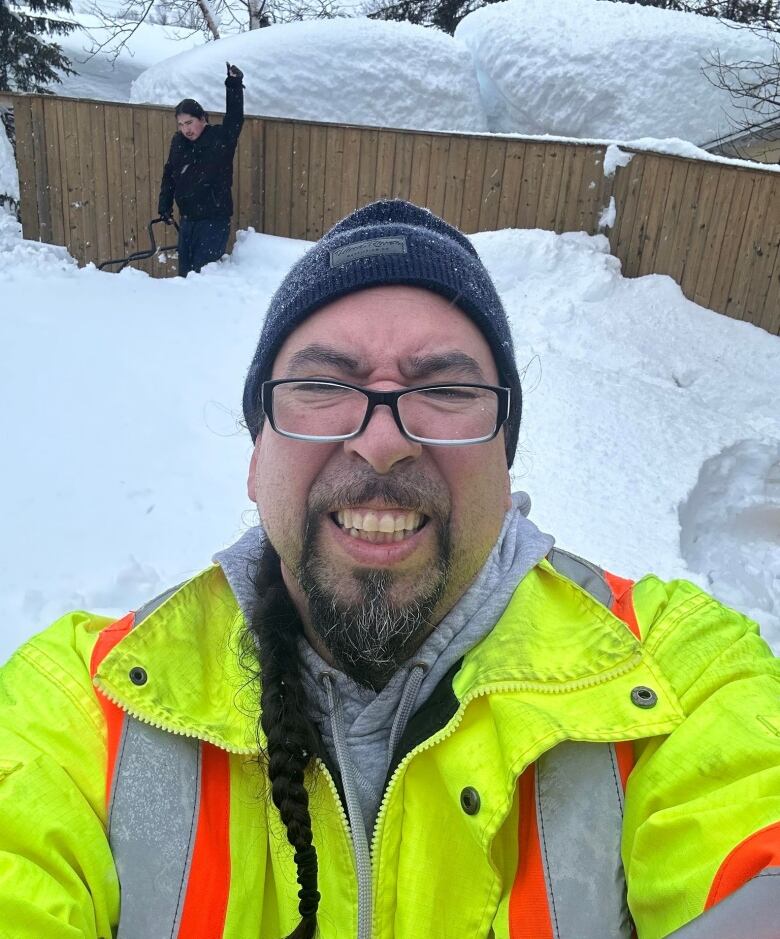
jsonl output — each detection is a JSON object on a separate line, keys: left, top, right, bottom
{"left": 247, "top": 437, "right": 260, "bottom": 502}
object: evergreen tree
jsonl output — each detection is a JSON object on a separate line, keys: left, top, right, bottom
{"left": 366, "top": 0, "right": 503, "bottom": 35}
{"left": 0, "top": 0, "right": 77, "bottom": 94}
{"left": 600, "top": 0, "right": 779, "bottom": 28}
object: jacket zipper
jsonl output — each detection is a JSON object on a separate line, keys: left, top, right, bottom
{"left": 369, "top": 654, "right": 644, "bottom": 937}
{"left": 92, "top": 678, "right": 255, "bottom": 755}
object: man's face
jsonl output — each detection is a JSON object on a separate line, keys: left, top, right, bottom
{"left": 247, "top": 286, "right": 512, "bottom": 685}
{"left": 177, "top": 113, "right": 207, "bottom": 141}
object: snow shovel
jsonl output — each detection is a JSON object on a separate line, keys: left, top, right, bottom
{"left": 98, "top": 217, "right": 179, "bottom": 272}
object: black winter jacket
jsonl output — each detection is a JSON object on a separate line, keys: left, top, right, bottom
{"left": 158, "top": 76, "right": 244, "bottom": 221}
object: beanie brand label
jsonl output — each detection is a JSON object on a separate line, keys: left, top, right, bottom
{"left": 329, "top": 236, "right": 408, "bottom": 268}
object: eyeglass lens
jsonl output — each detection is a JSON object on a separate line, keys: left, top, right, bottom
{"left": 271, "top": 381, "right": 500, "bottom": 442}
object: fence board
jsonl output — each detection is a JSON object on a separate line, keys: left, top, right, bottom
{"left": 666, "top": 162, "right": 706, "bottom": 286}
{"left": 628, "top": 154, "right": 663, "bottom": 276}
{"left": 708, "top": 171, "right": 755, "bottom": 314}
{"left": 517, "top": 143, "right": 546, "bottom": 230}
{"left": 41, "top": 98, "right": 65, "bottom": 246}
{"left": 557, "top": 146, "right": 583, "bottom": 234}
{"left": 88, "top": 102, "right": 111, "bottom": 267}
{"left": 29, "top": 97, "right": 51, "bottom": 243}
{"left": 724, "top": 173, "right": 774, "bottom": 320}
{"left": 761, "top": 212, "right": 780, "bottom": 335}
{"left": 131, "top": 107, "right": 152, "bottom": 272}
{"left": 250, "top": 119, "right": 264, "bottom": 233}
{"left": 637, "top": 156, "right": 676, "bottom": 277}
{"left": 496, "top": 141, "right": 524, "bottom": 230}
{"left": 103, "top": 104, "right": 125, "bottom": 265}
{"left": 264, "top": 121, "right": 279, "bottom": 236}
{"left": 274, "top": 122, "right": 295, "bottom": 237}
{"left": 339, "top": 126, "right": 361, "bottom": 220}
{"left": 742, "top": 174, "right": 780, "bottom": 326}
{"left": 375, "top": 130, "right": 396, "bottom": 200}
{"left": 307, "top": 124, "right": 327, "bottom": 240}
{"left": 391, "top": 132, "right": 414, "bottom": 203}
{"left": 409, "top": 134, "right": 432, "bottom": 208}
{"left": 442, "top": 137, "right": 469, "bottom": 228}
{"left": 117, "top": 107, "right": 138, "bottom": 262}
{"left": 652, "top": 159, "right": 690, "bottom": 277}
{"left": 609, "top": 156, "right": 645, "bottom": 276}
{"left": 356, "top": 128, "right": 378, "bottom": 211}
{"left": 460, "top": 137, "right": 488, "bottom": 233}
{"left": 290, "top": 122, "right": 310, "bottom": 240}
{"left": 14, "top": 99, "right": 39, "bottom": 239}
{"left": 692, "top": 168, "right": 737, "bottom": 308}
{"left": 75, "top": 102, "right": 98, "bottom": 264}
{"left": 536, "top": 145, "right": 565, "bottom": 232}
{"left": 478, "top": 139, "right": 506, "bottom": 233}
{"left": 323, "top": 125, "right": 344, "bottom": 231}
{"left": 426, "top": 135, "right": 449, "bottom": 217}
{"left": 61, "top": 100, "right": 85, "bottom": 262}
{"left": 680, "top": 163, "right": 721, "bottom": 300}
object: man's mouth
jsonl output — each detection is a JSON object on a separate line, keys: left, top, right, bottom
{"left": 332, "top": 508, "right": 426, "bottom": 544}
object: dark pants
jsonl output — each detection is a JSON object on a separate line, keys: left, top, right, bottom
{"left": 177, "top": 217, "right": 231, "bottom": 277}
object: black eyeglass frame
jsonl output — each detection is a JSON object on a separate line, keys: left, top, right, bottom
{"left": 261, "top": 378, "right": 511, "bottom": 446}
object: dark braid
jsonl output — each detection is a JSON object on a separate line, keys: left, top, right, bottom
{"left": 248, "top": 540, "right": 321, "bottom": 939}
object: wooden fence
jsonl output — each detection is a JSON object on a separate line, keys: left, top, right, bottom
{"left": 9, "top": 93, "right": 780, "bottom": 336}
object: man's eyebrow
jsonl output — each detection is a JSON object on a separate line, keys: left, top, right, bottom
{"left": 403, "top": 352, "right": 487, "bottom": 381}
{"left": 284, "top": 344, "right": 363, "bottom": 376}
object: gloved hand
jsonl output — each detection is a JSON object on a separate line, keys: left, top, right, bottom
{"left": 226, "top": 62, "right": 244, "bottom": 82}
{"left": 160, "top": 212, "right": 174, "bottom": 226}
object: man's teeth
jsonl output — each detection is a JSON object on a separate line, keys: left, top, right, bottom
{"left": 335, "top": 509, "right": 423, "bottom": 542}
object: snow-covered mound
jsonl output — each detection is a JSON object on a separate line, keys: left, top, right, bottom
{"left": 130, "top": 18, "right": 489, "bottom": 132}
{"left": 54, "top": 13, "right": 207, "bottom": 102}
{"left": 0, "top": 119, "right": 19, "bottom": 213}
{"left": 456, "top": 0, "right": 776, "bottom": 144}
{"left": 1, "top": 216, "right": 778, "bottom": 663}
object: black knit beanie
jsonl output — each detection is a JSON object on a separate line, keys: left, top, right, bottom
{"left": 243, "top": 199, "right": 522, "bottom": 467}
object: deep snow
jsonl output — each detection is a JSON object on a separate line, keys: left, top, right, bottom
{"left": 130, "top": 18, "right": 488, "bottom": 132}
{"left": 1, "top": 200, "right": 778, "bottom": 664}
{"left": 455, "top": 0, "right": 778, "bottom": 145}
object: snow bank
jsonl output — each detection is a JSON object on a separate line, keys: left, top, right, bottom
{"left": 1, "top": 217, "right": 778, "bottom": 663}
{"left": 456, "top": 0, "right": 776, "bottom": 145}
{"left": 130, "top": 18, "right": 488, "bottom": 132}
{"left": 53, "top": 13, "right": 207, "bottom": 102}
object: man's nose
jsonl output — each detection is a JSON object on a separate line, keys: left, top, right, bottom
{"left": 343, "top": 404, "right": 422, "bottom": 474}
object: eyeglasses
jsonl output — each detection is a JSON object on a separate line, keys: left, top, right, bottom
{"left": 261, "top": 379, "right": 511, "bottom": 445}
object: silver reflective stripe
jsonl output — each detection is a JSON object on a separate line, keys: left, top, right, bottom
{"left": 110, "top": 723, "right": 201, "bottom": 939}
{"left": 666, "top": 868, "right": 780, "bottom": 938}
{"left": 547, "top": 548, "right": 614, "bottom": 608}
{"left": 107, "top": 583, "right": 202, "bottom": 939}
{"left": 536, "top": 742, "right": 632, "bottom": 939}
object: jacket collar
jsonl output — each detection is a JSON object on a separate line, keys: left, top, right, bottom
{"left": 95, "top": 559, "right": 684, "bottom": 755}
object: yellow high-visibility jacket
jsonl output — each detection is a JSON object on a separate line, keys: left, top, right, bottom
{"left": 0, "top": 558, "right": 778, "bottom": 939}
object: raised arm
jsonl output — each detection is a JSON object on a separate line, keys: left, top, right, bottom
{"left": 223, "top": 62, "right": 245, "bottom": 149}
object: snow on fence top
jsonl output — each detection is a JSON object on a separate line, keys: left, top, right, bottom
{"left": 130, "top": 19, "right": 489, "bottom": 134}
{"left": 455, "top": 0, "right": 777, "bottom": 145}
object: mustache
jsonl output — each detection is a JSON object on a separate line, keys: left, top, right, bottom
{"left": 307, "top": 468, "right": 450, "bottom": 524}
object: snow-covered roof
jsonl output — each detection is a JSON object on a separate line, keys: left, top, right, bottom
{"left": 455, "top": 0, "right": 777, "bottom": 146}
{"left": 130, "top": 18, "right": 489, "bottom": 133}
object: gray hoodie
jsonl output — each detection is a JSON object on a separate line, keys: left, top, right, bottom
{"left": 215, "top": 491, "right": 554, "bottom": 939}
